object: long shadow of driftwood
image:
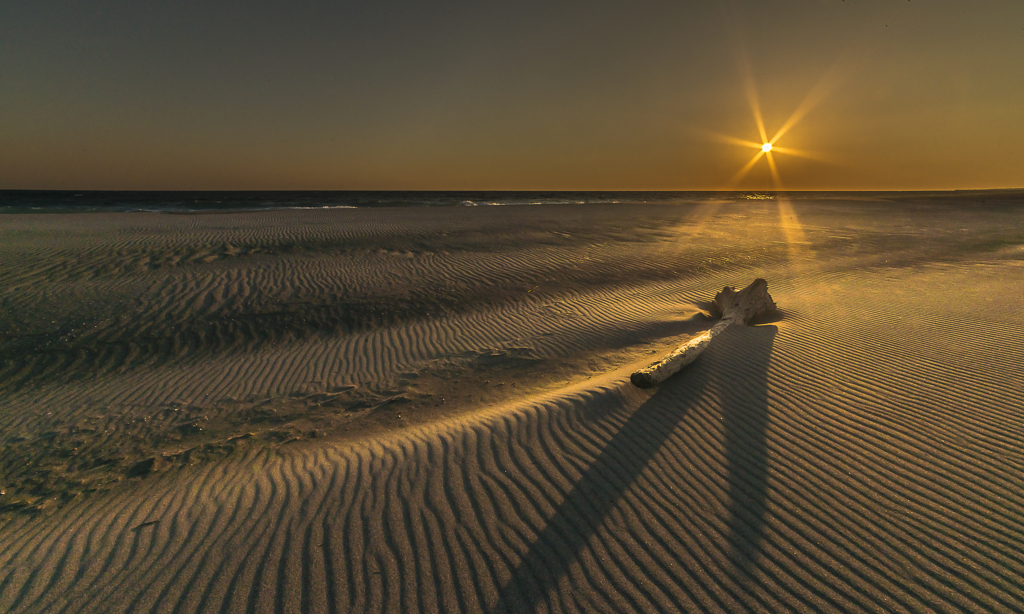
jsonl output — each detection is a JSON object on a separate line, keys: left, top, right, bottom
{"left": 492, "top": 324, "right": 776, "bottom": 613}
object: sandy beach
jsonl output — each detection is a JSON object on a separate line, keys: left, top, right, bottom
{"left": 1, "top": 196, "right": 1023, "bottom": 613}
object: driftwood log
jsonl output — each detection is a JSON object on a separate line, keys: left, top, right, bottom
{"left": 630, "top": 278, "right": 776, "bottom": 388}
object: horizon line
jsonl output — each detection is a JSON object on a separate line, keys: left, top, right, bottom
{"left": 3, "top": 187, "right": 1023, "bottom": 194}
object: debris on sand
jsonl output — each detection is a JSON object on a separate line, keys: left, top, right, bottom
{"left": 631, "top": 279, "right": 776, "bottom": 388}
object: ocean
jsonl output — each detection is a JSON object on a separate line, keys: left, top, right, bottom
{"left": 1, "top": 189, "right": 1022, "bottom": 213}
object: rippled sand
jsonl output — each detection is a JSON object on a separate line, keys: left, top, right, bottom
{"left": 1, "top": 199, "right": 1023, "bottom": 612}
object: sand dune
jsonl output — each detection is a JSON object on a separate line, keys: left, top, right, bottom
{"left": 1, "top": 199, "right": 1023, "bottom": 612}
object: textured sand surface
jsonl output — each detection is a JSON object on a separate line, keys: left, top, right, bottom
{"left": 1, "top": 199, "right": 1023, "bottom": 612}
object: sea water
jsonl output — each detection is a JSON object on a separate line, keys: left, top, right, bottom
{"left": 2, "top": 189, "right": 1022, "bottom": 214}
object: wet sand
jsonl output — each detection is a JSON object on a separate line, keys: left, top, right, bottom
{"left": 1, "top": 198, "right": 1023, "bottom": 612}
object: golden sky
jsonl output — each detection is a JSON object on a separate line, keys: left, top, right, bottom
{"left": 2, "top": 0, "right": 1022, "bottom": 190}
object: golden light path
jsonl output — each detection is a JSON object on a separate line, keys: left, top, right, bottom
{"left": 679, "top": 52, "right": 840, "bottom": 263}
{"left": 717, "top": 55, "right": 837, "bottom": 263}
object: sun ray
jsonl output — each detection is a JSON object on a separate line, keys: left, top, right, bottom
{"left": 749, "top": 91, "right": 769, "bottom": 146}
{"left": 764, "top": 151, "right": 783, "bottom": 190}
{"left": 768, "top": 64, "right": 843, "bottom": 145}
{"left": 726, "top": 150, "right": 765, "bottom": 188}
{"left": 707, "top": 132, "right": 766, "bottom": 150}
{"left": 719, "top": 48, "right": 840, "bottom": 271}
{"left": 764, "top": 145, "right": 829, "bottom": 162}
{"left": 717, "top": 44, "right": 843, "bottom": 270}
{"left": 720, "top": 62, "right": 842, "bottom": 190}
{"left": 737, "top": 50, "right": 769, "bottom": 145}
{"left": 764, "top": 152, "right": 811, "bottom": 260}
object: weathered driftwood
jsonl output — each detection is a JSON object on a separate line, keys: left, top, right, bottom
{"left": 708, "top": 277, "right": 777, "bottom": 325}
{"left": 630, "top": 279, "right": 776, "bottom": 388}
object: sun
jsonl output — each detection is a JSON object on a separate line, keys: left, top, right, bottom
{"left": 712, "top": 58, "right": 835, "bottom": 189}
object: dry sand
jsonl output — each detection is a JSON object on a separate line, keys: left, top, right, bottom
{"left": 1, "top": 198, "right": 1023, "bottom": 612}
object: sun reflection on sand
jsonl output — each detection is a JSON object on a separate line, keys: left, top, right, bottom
{"left": 777, "top": 198, "right": 811, "bottom": 260}
{"left": 677, "top": 201, "right": 723, "bottom": 236}
{"left": 765, "top": 158, "right": 812, "bottom": 264}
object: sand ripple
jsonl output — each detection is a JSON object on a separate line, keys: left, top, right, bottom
{"left": 1, "top": 201, "right": 1023, "bottom": 612}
